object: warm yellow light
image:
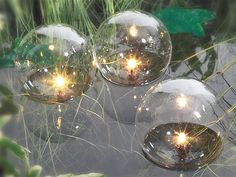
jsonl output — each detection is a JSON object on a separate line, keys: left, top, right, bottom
{"left": 48, "top": 44, "right": 55, "bottom": 51}
{"left": 129, "top": 25, "right": 138, "bottom": 37}
{"left": 55, "top": 76, "right": 65, "bottom": 87}
{"left": 176, "top": 94, "right": 188, "bottom": 109}
{"left": 56, "top": 116, "right": 62, "bottom": 130}
{"left": 176, "top": 132, "right": 187, "bottom": 145}
{"left": 126, "top": 58, "right": 139, "bottom": 70}
{"left": 92, "top": 60, "right": 96, "bottom": 66}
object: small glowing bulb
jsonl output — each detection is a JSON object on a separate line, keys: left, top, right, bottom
{"left": 176, "top": 132, "right": 188, "bottom": 145}
{"left": 56, "top": 116, "right": 62, "bottom": 130}
{"left": 127, "top": 58, "right": 139, "bottom": 70}
{"left": 58, "top": 105, "right": 62, "bottom": 112}
{"left": 64, "top": 52, "right": 69, "bottom": 57}
{"left": 129, "top": 25, "right": 138, "bottom": 37}
{"left": 48, "top": 44, "right": 55, "bottom": 51}
{"left": 26, "top": 60, "right": 30, "bottom": 66}
{"left": 102, "top": 59, "right": 107, "bottom": 64}
{"left": 55, "top": 76, "right": 65, "bottom": 87}
{"left": 176, "top": 94, "right": 188, "bottom": 109}
{"left": 92, "top": 60, "right": 96, "bottom": 66}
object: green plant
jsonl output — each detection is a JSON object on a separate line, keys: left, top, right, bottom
{"left": 0, "top": 84, "right": 105, "bottom": 176}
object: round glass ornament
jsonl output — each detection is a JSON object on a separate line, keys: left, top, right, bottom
{"left": 94, "top": 10, "right": 172, "bottom": 86}
{"left": 15, "top": 24, "right": 95, "bottom": 104}
{"left": 135, "top": 78, "right": 229, "bottom": 170}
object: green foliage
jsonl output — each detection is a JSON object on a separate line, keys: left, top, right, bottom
{"left": 0, "top": 84, "right": 18, "bottom": 115}
{"left": 76, "top": 173, "right": 105, "bottom": 177}
{"left": 155, "top": 8, "right": 215, "bottom": 37}
{"left": 0, "top": 52, "right": 16, "bottom": 68}
{"left": 0, "top": 138, "right": 27, "bottom": 160}
{"left": 0, "top": 38, "right": 21, "bottom": 69}
{"left": 0, "top": 155, "right": 19, "bottom": 177}
{"left": 0, "top": 81, "right": 105, "bottom": 177}
{"left": 0, "top": 85, "right": 26, "bottom": 177}
{"left": 0, "top": 115, "right": 10, "bottom": 129}
{"left": 57, "top": 173, "right": 105, "bottom": 177}
{"left": 27, "top": 165, "right": 42, "bottom": 177}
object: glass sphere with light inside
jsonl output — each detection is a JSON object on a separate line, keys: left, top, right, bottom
{"left": 135, "top": 78, "right": 229, "bottom": 170}
{"left": 94, "top": 10, "right": 172, "bottom": 86}
{"left": 15, "top": 24, "right": 95, "bottom": 104}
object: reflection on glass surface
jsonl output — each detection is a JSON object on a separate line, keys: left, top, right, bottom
{"left": 16, "top": 24, "right": 95, "bottom": 104}
{"left": 144, "top": 122, "right": 222, "bottom": 170}
{"left": 135, "top": 78, "right": 228, "bottom": 170}
{"left": 22, "top": 86, "right": 106, "bottom": 143}
{"left": 95, "top": 10, "right": 172, "bottom": 86}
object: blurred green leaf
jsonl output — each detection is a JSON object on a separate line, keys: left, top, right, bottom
{"left": 0, "top": 156, "right": 19, "bottom": 177}
{"left": 0, "top": 38, "right": 22, "bottom": 69}
{"left": 12, "top": 38, "right": 22, "bottom": 50}
{"left": 154, "top": 8, "right": 215, "bottom": 37}
{"left": 27, "top": 165, "right": 42, "bottom": 177}
{"left": 0, "top": 138, "right": 27, "bottom": 160}
{"left": 77, "top": 173, "right": 105, "bottom": 177}
{"left": 0, "top": 85, "right": 18, "bottom": 116}
{"left": 0, "top": 53, "right": 16, "bottom": 69}
{"left": 0, "top": 99, "right": 18, "bottom": 116}
{"left": 0, "top": 115, "right": 11, "bottom": 129}
{"left": 57, "top": 173, "right": 105, "bottom": 177}
{"left": 57, "top": 175, "right": 73, "bottom": 177}
{"left": 0, "top": 85, "right": 13, "bottom": 97}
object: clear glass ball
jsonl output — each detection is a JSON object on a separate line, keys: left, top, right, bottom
{"left": 15, "top": 24, "right": 95, "bottom": 104}
{"left": 135, "top": 78, "right": 229, "bottom": 170}
{"left": 94, "top": 10, "right": 172, "bottom": 86}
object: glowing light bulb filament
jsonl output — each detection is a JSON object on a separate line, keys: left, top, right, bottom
{"left": 126, "top": 58, "right": 141, "bottom": 71}
{"left": 176, "top": 132, "right": 188, "bottom": 145}
{"left": 55, "top": 76, "right": 65, "bottom": 88}
{"left": 174, "top": 131, "right": 191, "bottom": 162}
